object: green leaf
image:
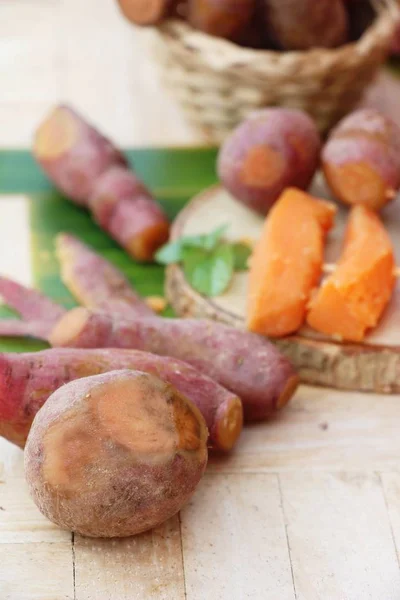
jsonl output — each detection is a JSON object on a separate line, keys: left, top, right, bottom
{"left": 155, "top": 224, "right": 229, "bottom": 265}
{"left": 155, "top": 239, "right": 183, "bottom": 265}
{"left": 232, "top": 243, "right": 252, "bottom": 271}
{"left": 183, "top": 243, "right": 234, "bottom": 297}
{"left": 203, "top": 224, "right": 229, "bottom": 251}
{"left": 182, "top": 224, "right": 228, "bottom": 251}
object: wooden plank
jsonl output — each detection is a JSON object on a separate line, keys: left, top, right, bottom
{"left": 74, "top": 516, "right": 185, "bottom": 600}
{"left": 0, "top": 439, "right": 25, "bottom": 481}
{"left": 181, "top": 473, "right": 295, "bottom": 600}
{"left": 209, "top": 385, "right": 400, "bottom": 473}
{"left": 0, "top": 542, "right": 74, "bottom": 600}
{"left": 380, "top": 472, "right": 400, "bottom": 566}
{"left": 0, "top": 471, "right": 70, "bottom": 544}
{"left": 280, "top": 472, "right": 400, "bottom": 600}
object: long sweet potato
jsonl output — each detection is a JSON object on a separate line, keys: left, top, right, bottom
{"left": 0, "top": 348, "right": 242, "bottom": 452}
{"left": 56, "top": 233, "right": 154, "bottom": 318}
{"left": 34, "top": 105, "right": 169, "bottom": 261}
{"left": 25, "top": 370, "right": 208, "bottom": 538}
{"left": 49, "top": 309, "right": 299, "bottom": 421}
{"left": 247, "top": 188, "right": 337, "bottom": 338}
{"left": 0, "top": 276, "right": 66, "bottom": 339}
{"left": 307, "top": 205, "right": 395, "bottom": 342}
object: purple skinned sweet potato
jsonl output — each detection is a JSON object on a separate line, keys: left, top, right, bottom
{"left": 56, "top": 233, "right": 154, "bottom": 319}
{"left": 0, "top": 348, "right": 242, "bottom": 452}
{"left": 322, "top": 108, "right": 400, "bottom": 211}
{"left": 218, "top": 108, "right": 321, "bottom": 214}
{"left": 24, "top": 369, "right": 208, "bottom": 538}
{"left": 49, "top": 308, "right": 299, "bottom": 422}
{"left": 260, "top": 0, "right": 348, "bottom": 50}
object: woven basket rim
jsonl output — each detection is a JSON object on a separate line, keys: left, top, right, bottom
{"left": 155, "top": 1, "right": 399, "bottom": 65}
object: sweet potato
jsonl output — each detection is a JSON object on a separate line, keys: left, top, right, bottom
{"left": 260, "top": 0, "right": 348, "bottom": 50}
{"left": 247, "top": 188, "right": 337, "bottom": 338}
{"left": 218, "top": 108, "right": 321, "bottom": 214}
{"left": 34, "top": 105, "right": 127, "bottom": 205}
{"left": 89, "top": 167, "right": 169, "bottom": 262}
{"left": 0, "top": 276, "right": 66, "bottom": 339}
{"left": 49, "top": 309, "right": 299, "bottom": 421}
{"left": 0, "top": 348, "right": 241, "bottom": 452}
{"left": 116, "top": 0, "right": 175, "bottom": 25}
{"left": 56, "top": 233, "right": 154, "bottom": 318}
{"left": 307, "top": 205, "right": 395, "bottom": 342}
{"left": 25, "top": 370, "right": 208, "bottom": 538}
{"left": 322, "top": 109, "right": 400, "bottom": 211}
{"left": 347, "top": 0, "right": 375, "bottom": 42}
{"left": 187, "top": 0, "right": 255, "bottom": 39}
{"left": 34, "top": 105, "right": 169, "bottom": 261}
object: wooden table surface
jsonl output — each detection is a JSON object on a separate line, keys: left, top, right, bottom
{"left": 2, "top": 1, "right": 400, "bottom": 599}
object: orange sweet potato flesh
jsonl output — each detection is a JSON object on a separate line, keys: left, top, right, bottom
{"left": 307, "top": 205, "right": 395, "bottom": 342}
{"left": 247, "top": 188, "right": 336, "bottom": 338}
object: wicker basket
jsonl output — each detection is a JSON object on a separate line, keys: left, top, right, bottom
{"left": 151, "top": 1, "right": 398, "bottom": 143}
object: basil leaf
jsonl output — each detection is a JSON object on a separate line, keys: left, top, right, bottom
{"left": 203, "top": 224, "right": 229, "bottom": 251}
{"left": 155, "top": 240, "right": 183, "bottom": 265}
{"left": 232, "top": 243, "right": 252, "bottom": 271}
{"left": 183, "top": 224, "right": 229, "bottom": 251}
{"left": 183, "top": 243, "right": 234, "bottom": 297}
{"left": 155, "top": 224, "right": 229, "bottom": 265}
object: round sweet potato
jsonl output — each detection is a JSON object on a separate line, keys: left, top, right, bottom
{"left": 218, "top": 108, "right": 321, "bottom": 214}
{"left": 188, "top": 0, "right": 255, "bottom": 39}
{"left": 260, "top": 0, "right": 348, "bottom": 50}
{"left": 322, "top": 109, "right": 400, "bottom": 211}
{"left": 24, "top": 370, "right": 208, "bottom": 538}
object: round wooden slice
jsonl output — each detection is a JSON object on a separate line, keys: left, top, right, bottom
{"left": 166, "top": 180, "right": 400, "bottom": 394}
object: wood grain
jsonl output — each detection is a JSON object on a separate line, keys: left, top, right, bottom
{"left": 280, "top": 472, "right": 400, "bottom": 600}
{"left": 180, "top": 473, "right": 295, "bottom": 600}
{"left": 208, "top": 385, "right": 400, "bottom": 473}
{"left": 74, "top": 517, "right": 186, "bottom": 600}
{"left": 0, "top": 542, "right": 74, "bottom": 600}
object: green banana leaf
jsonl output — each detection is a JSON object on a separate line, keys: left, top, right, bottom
{"left": 0, "top": 148, "right": 218, "bottom": 352}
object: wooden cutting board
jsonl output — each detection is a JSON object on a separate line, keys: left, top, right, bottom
{"left": 166, "top": 178, "right": 400, "bottom": 394}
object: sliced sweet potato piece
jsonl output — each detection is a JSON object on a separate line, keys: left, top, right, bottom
{"left": 307, "top": 205, "right": 395, "bottom": 342}
{"left": 247, "top": 188, "right": 336, "bottom": 338}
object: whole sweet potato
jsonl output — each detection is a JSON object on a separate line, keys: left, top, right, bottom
{"left": 322, "top": 109, "right": 400, "bottom": 211}
{"left": 260, "top": 0, "right": 348, "bottom": 50}
{"left": 25, "top": 370, "right": 208, "bottom": 538}
{"left": 116, "top": 0, "right": 175, "bottom": 25}
{"left": 0, "top": 348, "right": 242, "bottom": 452}
{"left": 188, "top": 0, "right": 255, "bottom": 39}
{"left": 218, "top": 108, "right": 321, "bottom": 214}
{"left": 50, "top": 308, "right": 299, "bottom": 421}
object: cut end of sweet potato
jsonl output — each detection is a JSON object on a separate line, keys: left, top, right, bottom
{"left": 49, "top": 307, "right": 92, "bottom": 348}
{"left": 126, "top": 221, "right": 170, "bottom": 262}
{"left": 117, "top": 0, "right": 169, "bottom": 25}
{"left": 34, "top": 106, "right": 78, "bottom": 160}
{"left": 277, "top": 374, "right": 300, "bottom": 410}
{"left": 241, "top": 145, "right": 285, "bottom": 189}
{"left": 323, "top": 161, "right": 390, "bottom": 211}
{"left": 214, "top": 396, "right": 243, "bottom": 453}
